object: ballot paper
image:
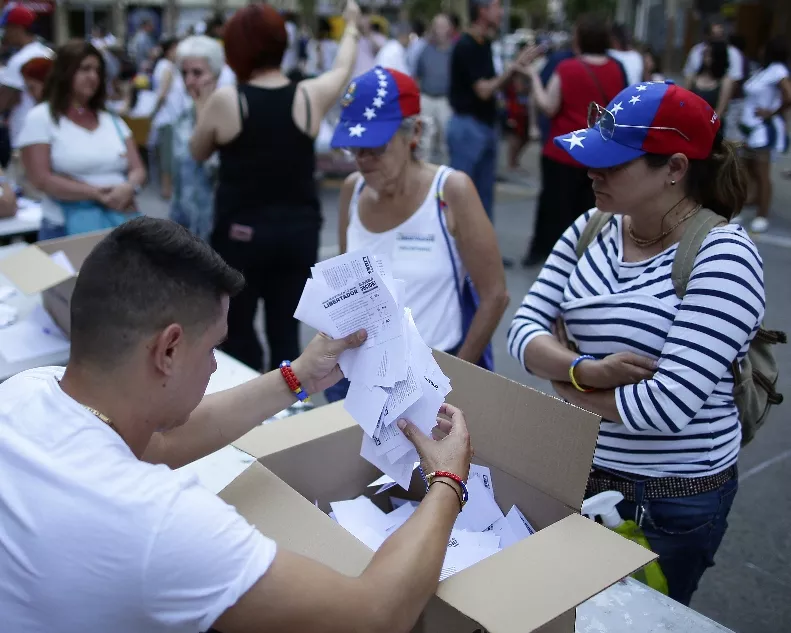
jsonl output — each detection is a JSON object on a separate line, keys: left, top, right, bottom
{"left": 294, "top": 252, "right": 452, "bottom": 490}
{"left": 328, "top": 468, "right": 535, "bottom": 580}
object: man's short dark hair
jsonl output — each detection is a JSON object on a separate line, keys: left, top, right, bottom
{"left": 70, "top": 218, "right": 245, "bottom": 368}
{"left": 611, "top": 23, "right": 630, "bottom": 50}
{"left": 469, "top": 0, "right": 492, "bottom": 24}
{"left": 575, "top": 13, "right": 611, "bottom": 56}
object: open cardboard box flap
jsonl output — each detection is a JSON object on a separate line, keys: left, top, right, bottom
{"left": 226, "top": 353, "right": 658, "bottom": 632}
{"left": 435, "top": 351, "right": 601, "bottom": 511}
{"left": 0, "top": 231, "right": 108, "bottom": 334}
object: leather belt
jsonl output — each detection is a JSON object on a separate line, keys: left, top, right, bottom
{"left": 586, "top": 465, "right": 738, "bottom": 502}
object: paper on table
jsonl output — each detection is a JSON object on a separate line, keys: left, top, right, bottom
{"left": 0, "top": 305, "right": 70, "bottom": 363}
{"left": 0, "top": 303, "right": 17, "bottom": 328}
{"left": 50, "top": 250, "right": 76, "bottom": 275}
{"left": 454, "top": 477, "right": 505, "bottom": 532}
{"left": 344, "top": 381, "right": 388, "bottom": 437}
{"left": 0, "top": 285, "right": 16, "bottom": 302}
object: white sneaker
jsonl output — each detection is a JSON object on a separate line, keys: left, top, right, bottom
{"left": 730, "top": 213, "right": 744, "bottom": 225}
{"left": 750, "top": 217, "right": 770, "bottom": 233}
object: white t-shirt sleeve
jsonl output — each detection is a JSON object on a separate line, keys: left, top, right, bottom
{"left": 142, "top": 479, "right": 277, "bottom": 632}
{"left": 727, "top": 46, "right": 744, "bottom": 82}
{"left": 15, "top": 103, "right": 54, "bottom": 147}
{"left": 0, "top": 55, "right": 24, "bottom": 90}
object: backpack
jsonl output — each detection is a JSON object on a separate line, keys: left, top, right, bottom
{"left": 575, "top": 209, "right": 786, "bottom": 446}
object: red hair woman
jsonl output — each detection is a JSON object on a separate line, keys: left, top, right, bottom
{"left": 189, "top": 1, "right": 362, "bottom": 373}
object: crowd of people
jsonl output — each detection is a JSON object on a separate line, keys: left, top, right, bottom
{"left": 0, "top": 0, "right": 788, "bottom": 630}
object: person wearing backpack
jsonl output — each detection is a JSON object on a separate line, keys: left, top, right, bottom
{"left": 507, "top": 81, "right": 784, "bottom": 606}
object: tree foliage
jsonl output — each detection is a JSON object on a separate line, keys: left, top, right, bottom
{"left": 563, "top": 0, "right": 617, "bottom": 21}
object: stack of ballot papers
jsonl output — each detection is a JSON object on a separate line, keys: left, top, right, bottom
{"left": 326, "top": 465, "right": 536, "bottom": 580}
{"left": 295, "top": 251, "right": 452, "bottom": 489}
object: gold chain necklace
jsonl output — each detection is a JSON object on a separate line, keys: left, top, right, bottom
{"left": 82, "top": 405, "right": 120, "bottom": 435}
{"left": 627, "top": 204, "right": 702, "bottom": 247}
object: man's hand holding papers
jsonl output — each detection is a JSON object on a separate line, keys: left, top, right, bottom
{"left": 294, "top": 250, "right": 456, "bottom": 489}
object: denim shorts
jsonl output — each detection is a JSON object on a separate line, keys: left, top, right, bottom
{"left": 587, "top": 468, "right": 738, "bottom": 606}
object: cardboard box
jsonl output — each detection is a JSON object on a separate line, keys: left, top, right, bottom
{"left": 221, "top": 352, "right": 656, "bottom": 633}
{"left": 0, "top": 231, "right": 108, "bottom": 335}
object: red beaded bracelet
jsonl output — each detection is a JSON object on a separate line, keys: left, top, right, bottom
{"left": 279, "top": 360, "right": 309, "bottom": 402}
{"left": 425, "top": 470, "right": 469, "bottom": 508}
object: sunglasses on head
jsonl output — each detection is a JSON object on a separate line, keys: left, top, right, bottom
{"left": 587, "top": 102, "right": 690, "bottom": 142}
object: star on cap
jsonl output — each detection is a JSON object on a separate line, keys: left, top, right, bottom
{"left": 629, "top": 95, "right": 641, "bottom": 105}
{"left": 379, "top": 79, "right": 388, "bottom": 87}
{"left": 377, "top": 88, "right": 387, "bottom": 97}
{"left": 562, "top": 131, "right": 586, "bottom": 149}
{"left": 349, "top": 123, "right": 366, "bottom": 137}
{"left": 611, "top": 101, "right": 624, "bottom": 115}
{"left": 635, "top": 84, "right": 648, "bottom": 91}
{"left": 363, "top": 107, "right": 376, "bottom": 120}
{"left": 372, "top": 96, "right": 384, "bottom": 108}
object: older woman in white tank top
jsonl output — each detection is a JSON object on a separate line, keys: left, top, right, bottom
{"left": 328, "top": 67, "right": 508, "bottom": 402}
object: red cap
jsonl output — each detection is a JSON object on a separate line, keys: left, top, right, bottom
{"left": 4, "top": 6, "right": 36, "bottom": 29}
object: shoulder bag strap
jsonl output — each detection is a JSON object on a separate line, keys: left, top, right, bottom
{"left": 578, "top": 60, "right": 609, "bottom": 105}
{"left": 110, "top": 113, "right": 126, "bottom": 149}
{"left": 575, "top": 211, "right": 613, "bottom": 259}
{"left": 671, "top": 208, "right": 726, "bottom": 299}
{"left": 435, "top": 166, "right": 464, "bottom": 301}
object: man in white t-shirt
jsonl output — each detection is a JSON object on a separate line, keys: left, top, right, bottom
{"left": 0, "top": 6, "right": 54, "bottom": 147}
{"left": 374, "top": 22, "right": 411, "bottom": 76}
{"left": 608, "top": 24, "right": 643, "bottom": 86}
{"left": 0, "top": 216, "right": 474, "bottom": 633}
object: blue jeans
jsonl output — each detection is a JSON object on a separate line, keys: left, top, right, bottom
{"left": 591, "top": 469, "right": 738, "bottom": 606}
{"left": 446, "top": 114, "right": 498, "bottom": 220}
{"left": 38, "top": 218, "right": 67, "bottom": 241}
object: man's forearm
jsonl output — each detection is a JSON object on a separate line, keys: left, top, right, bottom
{"left": 143, "top": 368, "right": 297, "bottom": 468}
{"left": 359, "top": 481, "right": 460, "bottom": 631}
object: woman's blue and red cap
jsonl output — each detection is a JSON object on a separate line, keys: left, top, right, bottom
{"left": 330, "top": 66, "right": 421, "bottom": 149}
{"left": 554, "top": 81, "right": 722, "bottom": 169}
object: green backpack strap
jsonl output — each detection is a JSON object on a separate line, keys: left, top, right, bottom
{"left": 671, "top": 209, "right": 727, "bottom": 299}
{"left": 575, "top": 211, "right": 614, "bottom": 260}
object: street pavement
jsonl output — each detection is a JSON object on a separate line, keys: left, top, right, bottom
{"left": 141, "top": 145, "right": 791, "bottom": 633}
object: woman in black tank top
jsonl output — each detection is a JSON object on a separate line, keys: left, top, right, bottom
{"left": 188, "top": 2, "right": 361, "bottom": 372}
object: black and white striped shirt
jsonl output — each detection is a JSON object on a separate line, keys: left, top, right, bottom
{"left": 508, "top": 211, "right": 765, "bottom": 478}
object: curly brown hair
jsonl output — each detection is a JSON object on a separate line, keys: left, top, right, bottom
{"left": 43, "top": 40, "right": 107, "bottom": 120}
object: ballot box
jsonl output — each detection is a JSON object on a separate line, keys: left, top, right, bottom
{"left": 220, "top": 353, "right": 655, "bottom": 633}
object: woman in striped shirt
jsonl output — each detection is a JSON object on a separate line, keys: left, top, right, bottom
{"left": 508, "top": 82, "right": 764, "bottom": 605}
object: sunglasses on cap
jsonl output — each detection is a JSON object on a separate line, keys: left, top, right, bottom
{"left": 587, "top": 102, "right": 690, "bottom": 143}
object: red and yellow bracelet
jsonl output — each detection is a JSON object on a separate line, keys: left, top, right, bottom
{"left": 425, "top": 470, "right": 468, "bottom": 509}
{"left": 279, "top": 360, "right": 309, "bottom": 402}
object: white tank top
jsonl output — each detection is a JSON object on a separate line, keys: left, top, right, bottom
{"left": 347, "top": 166, "right": 464, "bottom": 352}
